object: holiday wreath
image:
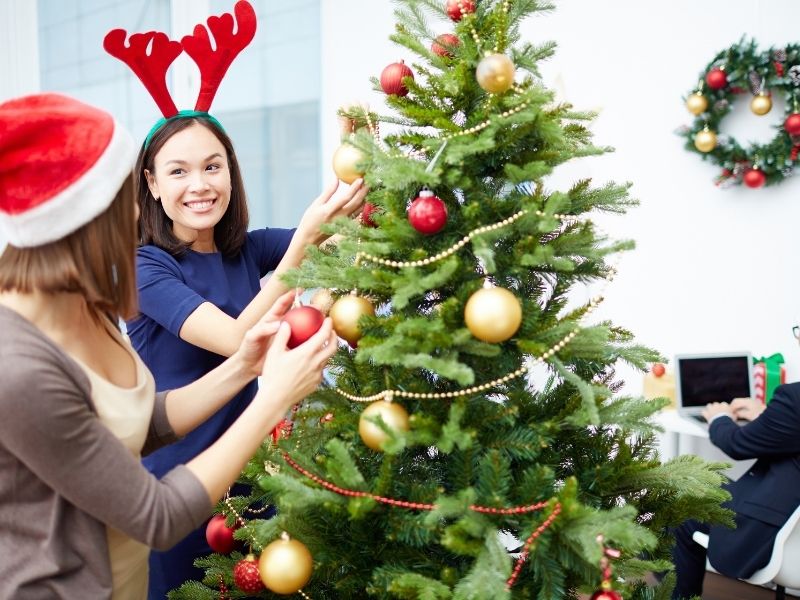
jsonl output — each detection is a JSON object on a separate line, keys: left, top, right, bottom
{"left": 680, "top": 38, "right": 800, "bottom": 188}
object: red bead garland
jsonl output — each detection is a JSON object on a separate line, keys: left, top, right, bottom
{"left": 504, "top": 503, "right": 562, "bottom": 589}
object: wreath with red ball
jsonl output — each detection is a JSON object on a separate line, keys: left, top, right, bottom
{"left": 680, "top": 38, "right": 800, "bottom": 189}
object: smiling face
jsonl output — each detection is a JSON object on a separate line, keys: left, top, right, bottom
{"left": 144, "top": 123, "right": 232, "bottom": 250}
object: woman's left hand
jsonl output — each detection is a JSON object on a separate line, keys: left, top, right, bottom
{"left": 296, "top": 178, "right": 368, "bottom": 246}
{"left": 234, "top": 290, "right": 298, "bottom": 378}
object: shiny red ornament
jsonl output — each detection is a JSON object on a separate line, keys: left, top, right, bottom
{"left": 590, "top": 590, "right": 623, "bottom": 600}
{"left": 362, "top": 202, "right": 378, "bottom": 227}
{"left": 282, "top": 305, "right": 325, "bottom": 348}
{"left": 380, "top": 61, "right": 414, "bottom": 96}
{"left": 651, "top": 363, "right": 665, "bottom": 377}
{"left": 432, "top": 33, "right": 460, "bottom": 57}
{"left": 408, "top": 190, "right": 448, "bottom": 235}
{"left": 446, "top": 0, "right": 476, "bottom": 21}
{"left": 785, "top": 113, "right": 800, "bottom": 136}
{"left": 271, "top": 418, "right": 293, "bottom": 444}
{"left": 233, "top": 555, "right": 265, "bottom": 594}
{"left": 205, "top": 514, "right": 238, "bottom": 554}
{"left": 705, "top": 67, "right": 727, "bottom": 90}
{"left": 743, "top": 168, "right": 766, "bottom": 188}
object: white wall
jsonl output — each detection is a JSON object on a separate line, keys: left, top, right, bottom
{"left": 321, "top": 0, "right": 800, "bottom": 392}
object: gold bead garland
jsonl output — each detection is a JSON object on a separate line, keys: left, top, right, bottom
{"left": 334, "top": 264, "right": 616, "bottom": 403}
{"left": 355, "top": 208, "right": 577, "bottom": 269}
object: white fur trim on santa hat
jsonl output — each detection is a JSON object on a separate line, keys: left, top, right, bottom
{"left": 0, "top": 119, "right": 137, "bottom": 248}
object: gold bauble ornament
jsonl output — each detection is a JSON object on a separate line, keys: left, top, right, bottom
{"left": 359, "top": 400, "right": 410, "bottom": 451}
{"left": 332, "top": 142, "right": 366, "bottom": 184}
{"left": 329, "top": 292, "right": 375, "bottom": 346}
{"left": 308, "top": 288, "right": 335, "bottom": 315}
{"left": 750, "top": 93, "right": 772, "bottom": 116}
{"left": 475, "top": 53, "right": 515, "bottom": 94}
{"left": 693, "top": 128, "right": 717, "bottom": 153}
{"left": 464, "top": 286, "right": 523, "bottom": 343}
{"left": 258, "top": 533, "right": 313, "bottom": 595}
{"left": 685, "top": 92, "right": 708, "bottom": 115}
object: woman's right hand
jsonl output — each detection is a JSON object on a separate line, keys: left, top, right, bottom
{"left": 259, "top": 317, "right": 339, "bottom": 408}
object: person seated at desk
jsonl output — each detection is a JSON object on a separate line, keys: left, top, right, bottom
{"left": 671, "top": 384, "right": 800, "bottom": 599}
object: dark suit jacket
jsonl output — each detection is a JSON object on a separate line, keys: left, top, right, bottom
{"left": 706, "top": 382, "right": 800, "bottom": 578}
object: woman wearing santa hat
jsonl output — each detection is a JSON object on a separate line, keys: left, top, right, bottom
{"left": 0, "top": 92, "right": 337, "bottom": 598}
{"left": 102, "top": 2, "right": 367, "bottom": 595}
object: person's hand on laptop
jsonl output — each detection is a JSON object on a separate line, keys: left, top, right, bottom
{"left": 701, "top": 401, "right": 735, "bottom": 422}
{"left": 730, "top": 397, "right": 766, "bottom": 422}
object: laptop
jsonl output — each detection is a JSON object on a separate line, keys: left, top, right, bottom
{"left": 674, "top": 352, "right": 754, "bottom": 422}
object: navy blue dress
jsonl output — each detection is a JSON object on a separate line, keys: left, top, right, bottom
{"left": 127, "top": 227, "right": 294, "bottom": 598}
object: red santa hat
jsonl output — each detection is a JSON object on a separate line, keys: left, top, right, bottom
{"left": 0, "top": 93, "right": 137, "bottom": 248}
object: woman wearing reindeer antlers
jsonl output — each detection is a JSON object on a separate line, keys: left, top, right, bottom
{"left": 103, "top": 1, "right": 367, "bottom": 595}
{"left": 0, "top": 92, "right": 337, "bottom": 598}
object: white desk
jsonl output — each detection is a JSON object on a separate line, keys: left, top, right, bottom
{"left": 653, "top": 410, "right": 755, "bottom": 481}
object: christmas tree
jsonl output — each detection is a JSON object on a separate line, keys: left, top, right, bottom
{"left": 173, "top": 1, "right": 731, "bottom": 598}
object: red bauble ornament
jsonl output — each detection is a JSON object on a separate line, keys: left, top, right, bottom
{"left": 785, "top": 113, "right": 800, "bottom": 136}
{"left": 743, "top": 168, "right": 767, "bottom": 188}
{"left": 651, "top": 363, "right": 666, "bottom": 377}
{"left": 446, "top": 0, "right": 476, "bottom": 21}
{"left": 271, "top": 418, "right": 293, "bottom": 444}
{"left": 380, "top": 61, "right": 414, "bottom": 97}
{"left": 705, "top": 67, "right": 727, "bottom": 90}
{"left": 432, "top": 33, "right": 460, "bottom": 57}
{"left": 362, "top": 202, "right": 378, "bottom": 227}
{"left": 205, "top": 514, "right": 237, "bottom": 554}
{"left": 282, "top": 305, "right": 325, "bottom": 349}
{"left": 234, "top": 554, "right": 266, "bottom": 594}
{"left": 408, "top": 190, "right": 448, "bottom": 235}
{"left": 590, "top": 590, "right": 623, "bottom": 600}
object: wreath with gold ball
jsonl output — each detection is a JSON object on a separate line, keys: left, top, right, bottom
{"left": 681, "top": 38, "right": 800, "bottom": 189}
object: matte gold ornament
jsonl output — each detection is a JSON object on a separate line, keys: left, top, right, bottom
{"left": 359, "top": 400, "right": 410, "bottom": 451}
{"left": 329, "top": 292, "right": 375, "bottom": 346}
{"left": 332, "top": 142, "right": 365, "bottom": 184}
{"left": 464, "top": 286, "right": 523, "bottom": 343}
{"left": 750, "top": 93, "right": 772, "bottom": 115}
{"left": 693, "top": 128, "right": 717, "bottom": 153}
{"left": 258, "top": 533, "right": 313, "bottom": 595}
{"left": 685, "top": 92, "right": 708, "bottom": 115}
{"left": 308, "top": 288, "right": 335, "bottom": 315}
{"left": 476, "top": 53, "right": 515, "bottom": 94}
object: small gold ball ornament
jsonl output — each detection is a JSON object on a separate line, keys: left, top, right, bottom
{"left": 476, "top": 53, "right": 515, "bottom": 94}
{"left": 308, "top": 288, "right": 335, "bottom": 315}
{"left": 685, "top": 92, "right": 708, "bottom": 115}
{"left": 329, "top": 293, "right": 375, "bottom": 346}
{"left": 464, "top": 286, "right": 523, "bottom": 343}
{"left": 693, "top": 128, "right": 717, "bottom": 153}
{"left": 750, "top": 93, "right": 772, "bottom": 116}
{"left": 258, "top": 533, "right": 313, "bottom": 595}
{"left": 359, "top": 400, "right": 410, "bottom": 451}
{"left": 332, "top": 142, "right": 366, "bottom": 184}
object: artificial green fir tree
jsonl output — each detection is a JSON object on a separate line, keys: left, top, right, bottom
{"left": 173, "top": 1, "right": 731, "bottom": 598}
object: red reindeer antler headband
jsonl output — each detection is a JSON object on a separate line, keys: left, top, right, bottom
{"left": 103, "top": 0, "right": 256, "bottom": 143}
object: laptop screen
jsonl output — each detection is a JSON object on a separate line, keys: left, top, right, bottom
{"left": 675, "top": 354, "right": 753, "bottom": 409}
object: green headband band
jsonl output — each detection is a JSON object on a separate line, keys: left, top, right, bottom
{"left": 143, "top": 110, "right": 225, "bottom": 149}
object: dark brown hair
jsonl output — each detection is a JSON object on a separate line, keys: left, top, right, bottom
{"left": 134, "top": 117, "right": 249, "bottom": 257}
{"left": 0, "top": 176, "right": 139, "bottom": 320}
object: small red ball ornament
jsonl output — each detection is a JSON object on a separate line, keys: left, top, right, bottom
{"left": 705, "top": 67, "right": 727, "bottom": 90}
{"left": 432, "top": 33, "right": 460, "bottom": 57}
{"left": 651, "top": 363, "right": 666, "bottom": 377}
{"left": 362, "top": 202, "right": 378, "bottom": 227}
{"left": 590, "top": 590, "right": 623, "bottom": 600}
{"left": 785, "top": 113, "right": 800, "bottom": 136}
{"left": 408, "top": 190, "right": 447, "bottom": 235}
{"left": 743, "top": 168, "right": 767, "bottom": 188}
{"left": 446, "top": 0, "right": 476, "bottom": 21}
{"left": 234, "top": 555, "right": 266, "bottom": 594}
{"left": 271, "top": 418, "right": 293, "bottom": 444}
{"left": 282, "top": 305, "right": 325, "bottom": 349}
{"left": 205, "top": 514, "right": 238, "bottom": 554}
{"left": 380, "top": 61, "right": 414, "bottom": 96}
